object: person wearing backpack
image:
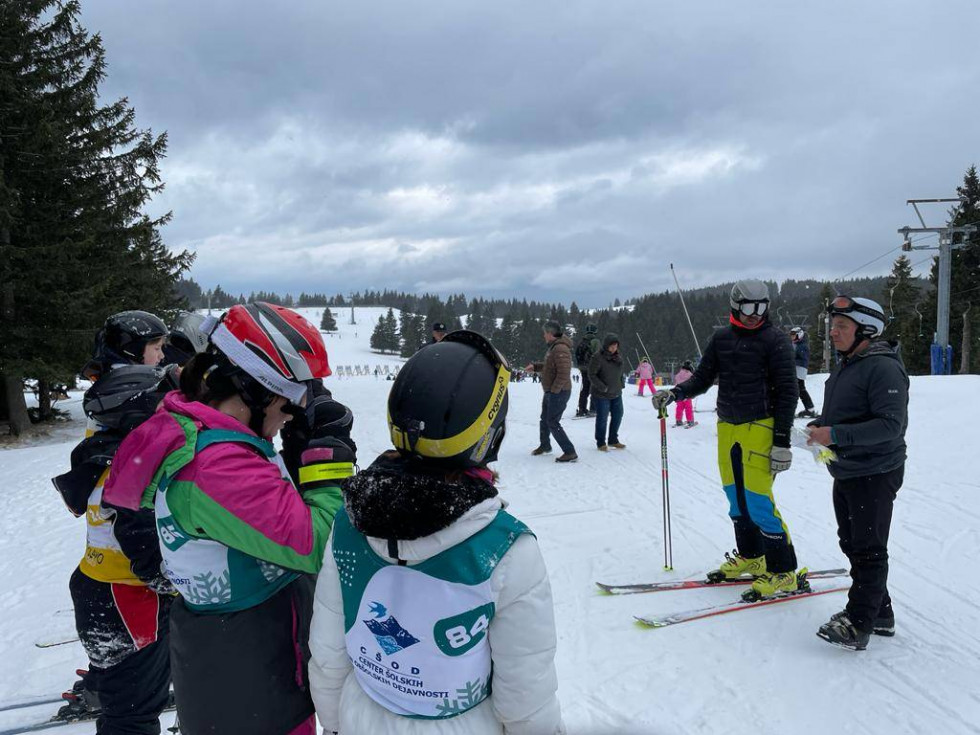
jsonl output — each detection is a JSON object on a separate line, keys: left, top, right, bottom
{"left": 52, "top": 311, "right": 176, "bottom": 734}
{"left": 573, "top": 324, "right": 600, "bottom": 417}
{"left": 308, "top": 330, "right": 564, "bottom": 735}
{"left": 103, "top": 303, "right": 352, "bottom": 735}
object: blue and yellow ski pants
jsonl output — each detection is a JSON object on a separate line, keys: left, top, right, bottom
{"left": 717, "top": 418, "right": 797, "bottom": 573}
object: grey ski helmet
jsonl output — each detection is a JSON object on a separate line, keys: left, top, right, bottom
{"left": 84, "top": 364, "right": 179, "bottom": 432}
{"left": 730, "top": 279, "right": 770, "bottom": 319}
{"left": 165, "top": 311, "right": 209, "bottom": 366}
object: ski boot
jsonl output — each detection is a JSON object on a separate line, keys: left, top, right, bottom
{"left": 741, "top": 569, "right": 806, "bottom": 602}
{"left": 830, "top": 609, "right": 895, "bottom": 637}
{"left": 817, "top": 611, "right": 870, "bottom": 651}
{"left": 575, "top": 409, "right": 588, "bottom": 418}
{"left": 56, "top": 670, "right": 101, "bottom": 722}
{"left": 674, "top": 420, "right": 683, "bottom": 427}
{"left": 685, "top": 421, "right": 698, "bottom": 428}
{"left": 706, "top": 550, "right": 767, "bottom": 583}
{"left": 796, "top": 409, "right": 819, "bottom": 419}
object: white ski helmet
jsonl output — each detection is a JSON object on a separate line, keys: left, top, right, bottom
{"left": 827, "top": 296, "right": 885, "bottom": 351}
{"left": 790, "top": 326, "right": 806, "bottom": 339}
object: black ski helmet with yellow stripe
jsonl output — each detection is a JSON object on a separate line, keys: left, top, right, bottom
{"left": 388, "top": 330, "right": 510, "bottom": 467}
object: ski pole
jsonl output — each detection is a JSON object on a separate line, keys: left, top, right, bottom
{"left": 658, "top": 403, "right": 674, "bottom": 570}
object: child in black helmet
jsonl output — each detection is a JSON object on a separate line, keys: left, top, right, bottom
{"left": 308, "top": 330, "right": 565, "bottom": 735}
{"left": 53, "top": 310, "right": 175, "bottom": 732}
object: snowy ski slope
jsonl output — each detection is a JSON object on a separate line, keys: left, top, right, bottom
{"left": 1, "top": 312, "right": 978, "bottom": 734}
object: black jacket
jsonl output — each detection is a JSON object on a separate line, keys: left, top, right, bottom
{"left": 587, "top": 341, "right": 624, "bottom": 400}
{"left": 674, "top": 318, "right": 798, "bottom": 447}
{"left": 816, "top": 340, "right": 909, "bottom": 480}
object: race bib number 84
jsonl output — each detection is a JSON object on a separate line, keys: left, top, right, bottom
{"left": 434, "top": 603, "right": 496, "bottom": 656}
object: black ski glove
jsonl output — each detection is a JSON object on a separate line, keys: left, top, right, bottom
{"left": 281, "top": 394, "right": 356, "bottom": 484}
{"left": 298, "top": 437, "right": 356, "bottom": 493}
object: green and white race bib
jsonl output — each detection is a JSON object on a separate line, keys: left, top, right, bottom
{"left": 333, "top": 509, "right": 530, "bottom": 719}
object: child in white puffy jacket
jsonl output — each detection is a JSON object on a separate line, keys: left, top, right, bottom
{"left": 308, "top": 330, "right": 564, "bottom": 735}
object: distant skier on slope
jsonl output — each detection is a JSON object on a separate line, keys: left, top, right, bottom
{"left": 307, "top": 329, "right": 565, "bottom": 735}
{"left": 52, "top": 311, "right": 176, "bottom": 733}
{"left": 807, "top": 296, "right": 908, "bottom": 651}
{"left": 791, "top": 327, "right": 818, "bottom": 418}
{"left": 672, "top": 360, "right": 696, "bottom": 428}
{"left": 635, "top": 357, "right": 656, "bottom": 396}
{"left": 652, "top": 279, "right": 800, "bottom": 601}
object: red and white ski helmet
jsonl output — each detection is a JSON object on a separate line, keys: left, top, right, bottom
{"left": 202, "top": 303, "right": 330, "bottom": 404}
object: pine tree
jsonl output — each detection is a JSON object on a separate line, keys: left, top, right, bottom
{"left": 0, "top": 0, "right": 192, "bottom": 432}
{"left": 950, "top": 166, "right": 980, "bottom": 373}
{"left": 384, "top": 308, "right": 399, "bottom": 352}
{"left": 370, "top": 315, "right": 387, "bottom": 353}
{"left": 320, "top": 307, "right": 337, "bottom": 332}
{"left": 881, "top": 256, "right": 926, "bottom": 373}
{"left": 371, "top": 308, "right": 399, "bottom": 353}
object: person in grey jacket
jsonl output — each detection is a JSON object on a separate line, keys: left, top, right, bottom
{"left": 588, "top": 333, "right": 625, "bottom": 451}
{"left": 807, "top": 296, "right": 909, "bottom": 651}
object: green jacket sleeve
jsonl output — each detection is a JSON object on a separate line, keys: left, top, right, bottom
{"left": 167, "top": 444, "right": 347, "bottom": 574}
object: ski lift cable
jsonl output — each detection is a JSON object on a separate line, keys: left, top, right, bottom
{"left": 834, "top": 232, "right": 939, "bottom": 283}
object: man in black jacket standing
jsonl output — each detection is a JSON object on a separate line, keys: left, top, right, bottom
{"left": 808, "top": 296, "right": 908, "bottom": 651}
{"left": 653, "top": 279, "right": 799, "bottom": 601}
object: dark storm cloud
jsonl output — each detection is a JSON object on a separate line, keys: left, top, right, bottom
{"left": 81, "top": 0, "right": 980, "bottom": 305}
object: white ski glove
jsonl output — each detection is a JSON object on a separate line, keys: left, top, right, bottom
{"left": 770, "top": 446, "right": 793, "bottom": 474}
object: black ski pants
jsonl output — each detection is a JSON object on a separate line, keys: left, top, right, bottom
{"left": 577, "top": 370, "right": 593, "bottom": 413}
{"left": 797, "top": 379, "right": 814, "bottom": 411}
{"left": 70, "top": 568, "right": 172, "bottom": 735}
{"left": 539, "top": 390, "right": 575, "bottom": 454}
{"left": 833, "top": 465, "right": 903, "bottom": 633}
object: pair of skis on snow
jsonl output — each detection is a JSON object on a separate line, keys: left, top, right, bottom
{"left": 596, "top": 568, "right": 849, "bottom": 627}
{"left": 0, "top": 695, "right": 177, "bottom": 735}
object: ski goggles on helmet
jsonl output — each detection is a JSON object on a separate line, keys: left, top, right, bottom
{"left": 735, "top": 300, "right": 768, "bottom": 316}
{"left": 826, "top": 296, "right": 878, "bottom": 320}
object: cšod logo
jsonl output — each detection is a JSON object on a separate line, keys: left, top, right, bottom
{"left": 363, "top": 601, "right": 420, "bottom": 656}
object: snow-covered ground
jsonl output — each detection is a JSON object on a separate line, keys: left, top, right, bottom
{"left": 2, "top": 315, "right": 979, "bottom": 734}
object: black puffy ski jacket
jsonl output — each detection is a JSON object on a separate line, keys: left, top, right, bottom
{"left": 816, "top": 340, "right": 909, "bottom": 480}
{"left": 674, "top": 317, "right": 798, "bottom": 447}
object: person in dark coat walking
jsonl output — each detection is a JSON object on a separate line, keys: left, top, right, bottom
{"left": 588, "top": 334, "right": 626, "bottom": 451}
{"left": 807, "top": 296, "right": 908, "bottom": 651}
{"left": 791, "top": 327, "right": 818, "bottom": 418}
{"left": 574, "top": 324, "right": 600, "bottom": 417}
{"left": 652, "top": 279, "right": 800, "bottom": 601}
{"left": 525, "top": 321, "right": 577, "bottom": 463}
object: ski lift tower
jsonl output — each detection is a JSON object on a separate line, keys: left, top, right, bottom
{"left": 898, "top": 197, "right": 976, "bottom": 375}
{"left": 348, "top": 291, "right": 356, "bottom": 326}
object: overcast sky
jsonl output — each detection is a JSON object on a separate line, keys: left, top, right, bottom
{"left": 80, "top": 0, "right": 979, "bottom": 306}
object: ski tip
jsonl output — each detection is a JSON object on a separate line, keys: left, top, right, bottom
{"left": 663, "top": 566, "right": 674, "bottom": 572}
{"left": 633, "top": 617, "right": 665, "bottom": 629}
{"left": 595, "top": 583, "right": 613, "bottom": 595}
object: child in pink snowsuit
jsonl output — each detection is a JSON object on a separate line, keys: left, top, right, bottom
{"left": 673, "top": 364, "right": 695, "bottom": 426}
{"left": 636, "top": 358, "right": 655, "bottom": 396}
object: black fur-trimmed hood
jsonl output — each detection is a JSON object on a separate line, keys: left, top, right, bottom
{"left": 342, "top": 453, "right": 498, "bottom": 541}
